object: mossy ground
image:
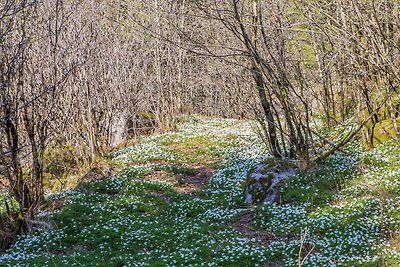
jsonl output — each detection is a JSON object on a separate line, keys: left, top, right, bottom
{"left": 1, "top": 116, "right": 400, "bottom": 266}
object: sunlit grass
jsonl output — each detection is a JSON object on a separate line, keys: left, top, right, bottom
{"left": 2, "top": 115, "right": 400, "bottom": 266}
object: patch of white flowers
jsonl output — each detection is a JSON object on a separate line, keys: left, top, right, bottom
{"left": 2, "top": 116, "right": 400, "bottom": 266}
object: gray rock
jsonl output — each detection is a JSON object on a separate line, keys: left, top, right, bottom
{"left": 244, "top": 158, "right": 297, "bottom": 204}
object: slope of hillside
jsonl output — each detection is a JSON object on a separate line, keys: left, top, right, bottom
{"left": 1, "top": 116, "right": 400, "bottom": 267}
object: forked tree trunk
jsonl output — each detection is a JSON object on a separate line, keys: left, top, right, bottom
{"left": 251, "top": 65, "right": 282, "bottom": 158}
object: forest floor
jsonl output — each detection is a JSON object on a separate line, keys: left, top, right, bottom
{"left": 1, "top": 116, "right": 400, "bottom": 266}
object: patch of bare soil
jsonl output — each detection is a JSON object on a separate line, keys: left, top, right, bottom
{"left": 229, "top": 212, "right": 280, "bottom": 245}
{"left": 144, "top": 165, "right": 214, "bottom": 194}
{"left": 144, "top": 170, "right": 175, "bottom": 184}
{"left": 230, "top": 212, "right": 316, "bottom": 266}
{"left": 231, "top": 212, "right": 317, "bottom": 262}
{"left": 79, "top": 160, "right": 119, "bottom": 184}
{"left": 175, "top": 166, "right": 214, "bottom": 193}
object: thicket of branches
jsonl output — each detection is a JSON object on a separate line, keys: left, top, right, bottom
{"left": 0, "top": 0, "right": 399, "bottom": 238}
{"left": 189, "top": 0, "right": 400, "bottom": 167}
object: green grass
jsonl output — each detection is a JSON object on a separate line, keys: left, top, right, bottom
{"left": 2, "top": 116, "right": 400, "bottom": 266}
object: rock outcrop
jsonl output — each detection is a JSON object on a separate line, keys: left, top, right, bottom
{"left": 244, "top": 158, "right": 297, "bottom": 204}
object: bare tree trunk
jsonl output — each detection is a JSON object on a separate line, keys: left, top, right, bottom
{"left": 251, "top": 65, "right": 281, "bottom": 158}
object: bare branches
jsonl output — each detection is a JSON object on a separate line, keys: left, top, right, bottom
{"left": 1, "top": 0, "right": 400, "bottom": 229}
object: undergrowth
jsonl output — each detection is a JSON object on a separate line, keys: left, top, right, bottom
{"left": 1, "top": 116, "right": 400, "bottom": 266}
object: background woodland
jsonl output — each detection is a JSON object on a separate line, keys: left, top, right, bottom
{"left": 1, "top": 0, "right": 400, "bottom": 238}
